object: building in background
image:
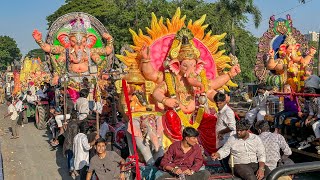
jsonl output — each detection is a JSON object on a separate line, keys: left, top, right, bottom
{"left": 304, "top": 31, "right": 319, "bottom": 42}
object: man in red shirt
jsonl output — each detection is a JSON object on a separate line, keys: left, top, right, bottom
{"left": 158, "top": 127, "right": 210, "bottom": 180}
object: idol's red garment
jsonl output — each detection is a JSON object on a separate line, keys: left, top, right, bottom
{"left": 163, "top": 110, "right": 218, "bottom": 154}
{"left": 160, "top": 141, "right": 203, "bottom": 171}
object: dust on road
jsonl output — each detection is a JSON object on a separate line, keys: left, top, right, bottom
{"left": 0, "top": 104, "right": 72, "bottom": 180}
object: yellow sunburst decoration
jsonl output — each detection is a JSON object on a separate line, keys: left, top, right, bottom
{"left": 116, "top": 8, "right": 237, "bottom": 93}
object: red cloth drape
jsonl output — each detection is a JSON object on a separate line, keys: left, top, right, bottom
{"left": 197, "top": 113, "right": 217, "bottom": 154}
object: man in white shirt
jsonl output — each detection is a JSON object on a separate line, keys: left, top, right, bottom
{"left": 4, "top": 97, "right": 19, "bottom": 139}
{"left": 15, "top": 97, "right": 24, "bottom": 127}
{"left": 73, "top": 122, "right": 98, "bottom": 179}
{"left": 26, "top": 91, "right": 38, "bottom": 105}
{"left": 214, "top": 92, "right": 236, "bottom": 148}
{"left": 214, "top": 92, "right": 236, "bottom": 173}
{"left": 256, "top": 120, "right": 292, "bottom": 170}
{"left": 36, "top": 85, "right": 47, "bottom": 100}
{"left": 212, "top": 119, "right": 270, "bottom": 180}
{"left": 28, "top": 82, "right": 36, "bottom": 96}
{"left": 245, "top": 84, "right": 271, "bottom": 125}
{"left": 75, "top": 89, "right": 90, "bottom": 121}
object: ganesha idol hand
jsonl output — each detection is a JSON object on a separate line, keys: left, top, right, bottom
{"left": 102, "top": 33, "right": 113, "bottom": 40}
{"left": 229, "top": 64, "right": 241, "bottom": 78}
{"left": 32, "top": 29, "right": 42, "bottom": 42}
{"left": 163, "top": 97, "right": 179, "bottom": 109}
{"left": 269, "top": 49, "right": 275, "bottom": 57}
{"left": 141, "top": 45, "right": 150, "bottom": 59}
{"left": 309, "top": 46, "right": 316, "bottom": 56}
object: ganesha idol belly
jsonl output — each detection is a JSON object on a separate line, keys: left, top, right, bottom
{"left": 67, "top": 48, "right": 90, "bottom": 73}
{"left": 69, "top": 59, "right": 89, "bottom": 73}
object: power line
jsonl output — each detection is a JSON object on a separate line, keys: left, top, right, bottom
{"left": 245, "top": 0, "right": 313, "bottom": 28}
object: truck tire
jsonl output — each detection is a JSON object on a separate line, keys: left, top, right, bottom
{"left": 36, "top": 105, "right": 47, "bottom": 130}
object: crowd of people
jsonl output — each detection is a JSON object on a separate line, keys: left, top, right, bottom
{"left": 2, "top": 69, "right": 319, "bottom": 180}
{"left": 244, "top": 66, "right": 320, "bottom": 153}
{"left": 1, "top": 76, "right": 129, "bottom": 180}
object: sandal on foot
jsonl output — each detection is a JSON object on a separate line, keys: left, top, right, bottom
{"left": 51, "top": 141, "right": 59, "bottom": 147}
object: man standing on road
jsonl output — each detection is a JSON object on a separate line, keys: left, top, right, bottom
{"left": 73, "top": 122, "right": 98, "bottom": 180}
{"left": 86, "top": 138, "right": 126, "bottom": 180}
{"left": 15, "top": 97, "right": 23, "bottom": 127}
{"left": 75, "top": 89, "right": 90, "bottom": 121}
{"left": 4, "top": 97, "right": 19, "bottom": 139}
{"left": 212, "top": 119, "right": 270, "bottom": 180}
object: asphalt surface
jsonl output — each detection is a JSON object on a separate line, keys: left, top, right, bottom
{"left": 0, "top": 104, "right": 72, "bottom": 180}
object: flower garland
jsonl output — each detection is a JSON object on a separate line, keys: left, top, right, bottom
{"left": 164, "top": 69, "right": 209, "bottom": 129}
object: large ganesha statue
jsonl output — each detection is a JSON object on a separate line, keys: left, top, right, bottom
{"left": 117, "top": 8, "right": 240, "bottom": 165}
{"left": 32, "top": 12, "right": 113, "bottom": 91}
{"left": 255, "top": 15, "right": 316, "bottom": 92}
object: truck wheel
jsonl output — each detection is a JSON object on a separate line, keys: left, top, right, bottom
{"left": 36, "top": 105, "right": 47, "bottom": 130}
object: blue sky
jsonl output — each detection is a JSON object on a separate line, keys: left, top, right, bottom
{"left": 0, "top": 0, "right": 319, "bottom": 56}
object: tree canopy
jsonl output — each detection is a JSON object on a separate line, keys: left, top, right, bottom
{"left": 47, "top": 0, "right": 260, "bottom": 83}
{"left": 26, "top": 48, "right": 45, "bottom": 61}
{"left": 0, "top": 36, "right": 22, "bottom": 68}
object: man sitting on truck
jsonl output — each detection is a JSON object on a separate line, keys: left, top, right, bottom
{"left": 245, "top": 84, "right": 271, "bottom": 126}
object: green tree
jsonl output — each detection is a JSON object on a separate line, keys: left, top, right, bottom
{"left": 215, "top": 0, "right": 261, "bottom": 55}
{"left": 47, "top": 0, "right": 259, "bottom": 82}
{"left": 26, "top": 48, "right": 45, "bottom": 61}
{"left": 309, "top": 41, "right": 319, "bottom": 74}
{"left": 0, "top": 36, "right": 22, "bottom": 67}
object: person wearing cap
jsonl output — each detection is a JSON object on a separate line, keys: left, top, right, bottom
{"left": 212, "top": 119, "right": 270, "bottom": 180}
{"left": 255, "top": 120, "right": 292, "bottom": 171}
{"left": 245, "top": 83, "right": 271, "bottom": 126}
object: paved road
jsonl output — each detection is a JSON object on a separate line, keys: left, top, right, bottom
{"left": 0, "top": 104, "right": 72, "bottom": 180}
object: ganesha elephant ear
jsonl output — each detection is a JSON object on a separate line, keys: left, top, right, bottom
{"left": 86, "top": 34, "right": 97, "bottom": 48}
{"left": 295, "top": 43, "right": 301, "bottom": 50}
{"left": 195, "top": 59, "right": 206, "bottom": 74}
{"left": 279, "top": 44, "right": 287, "bottom": 52}
{"left": 169, "top": 59, "right": 180, "bottom": 75}
{"left": 57, "top": 32, "right": 70, "bottom": 48}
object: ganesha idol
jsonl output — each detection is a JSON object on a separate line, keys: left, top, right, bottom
{"left": 267, "top": 33, "right": 316, "bottom": 92}
{"left": 117, "top": 8, "right": 240, "bottom": 165}
{"left": 255, "top": 15, "right": 316, "bottom": 92}
{"left": 32, "top": 13, "right": 113, "bottom": 92}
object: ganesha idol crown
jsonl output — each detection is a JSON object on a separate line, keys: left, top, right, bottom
{"left": 69, "top": 18, "right": 87, "bottom": 43}
{"left": 283, "top": 33, "right": 297, "bottom": 46}
{"left": 169, "top": 28, "right": 201, "bottom": 61}
{"left": 70, "top": 18, "right": 87, "bottom": 35}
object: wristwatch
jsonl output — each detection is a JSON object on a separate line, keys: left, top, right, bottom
{"left": 171, "top": 166, "right": 179, "bottom": 173}
{"left": 259, "top": 167, "right": 265, "bottom": 171}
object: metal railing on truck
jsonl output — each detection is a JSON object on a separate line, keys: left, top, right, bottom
{"left": 267, "top": 161, "right": 320, "bottom": 180}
